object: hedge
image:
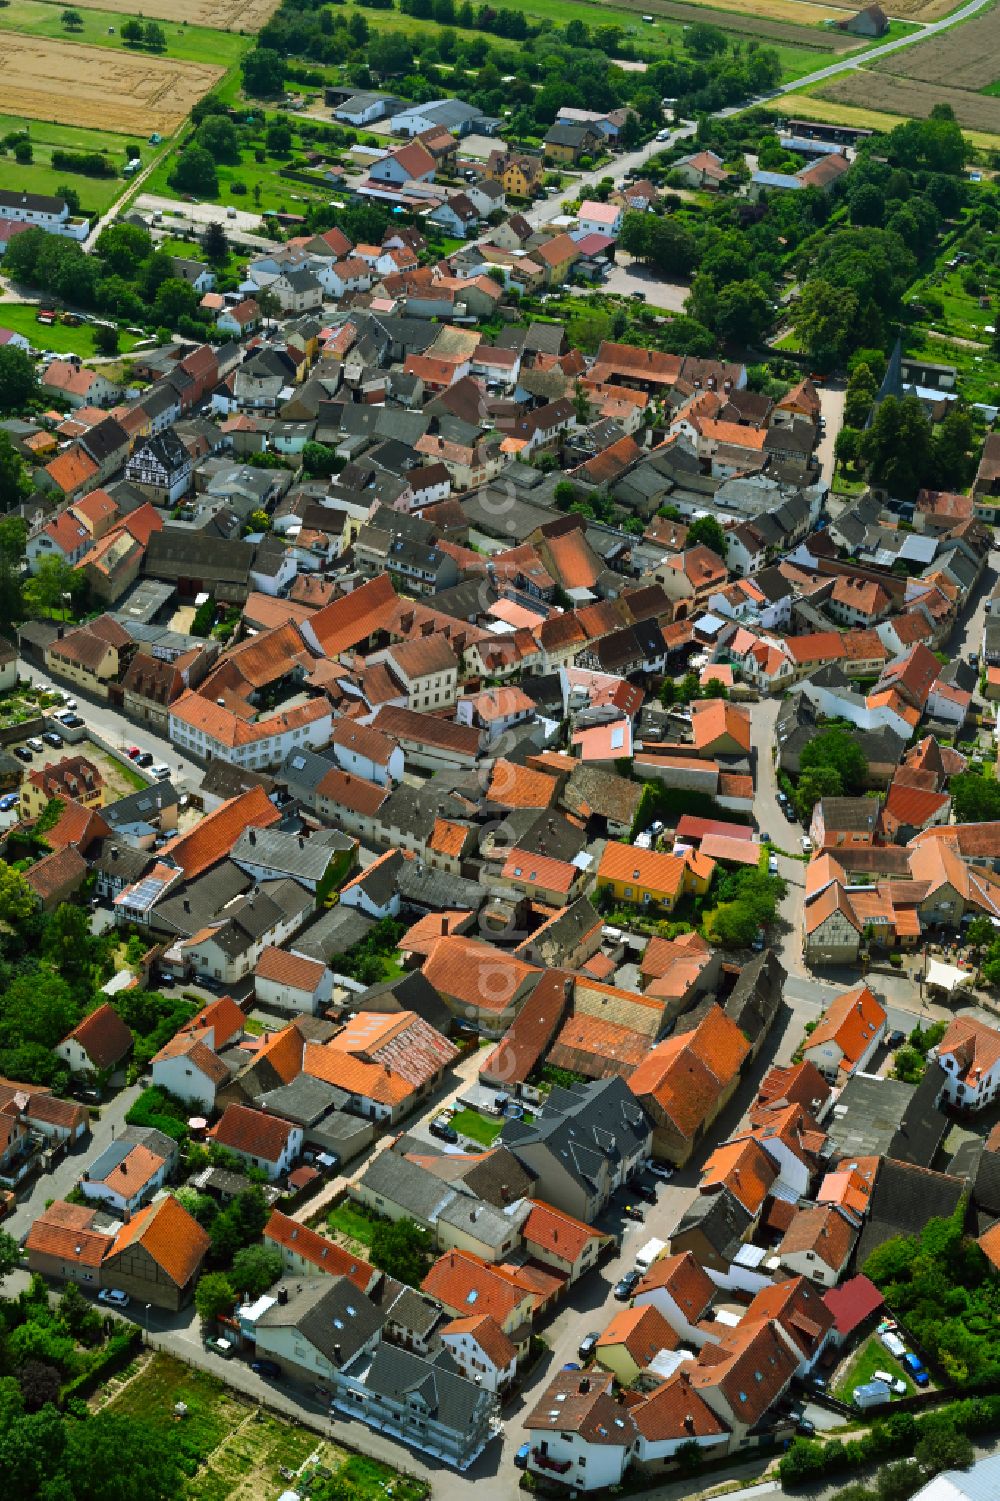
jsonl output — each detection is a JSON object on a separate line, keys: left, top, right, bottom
{"left": 779, "top": 1394, "right": 1000, "bottom": 1487}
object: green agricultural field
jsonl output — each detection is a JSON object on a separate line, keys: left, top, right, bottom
{"left": 0, "top": 0, "right": 251, "bottom": 67}
{"left": 0, "top": 113, "right": 137, "bottom": 216}
{"left": 0, "top": 304, "right": 146, "bottom": 358}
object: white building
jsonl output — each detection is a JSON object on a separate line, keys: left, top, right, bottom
{"left": 0, "top": 188, "right": 89, "bottom": 239}
{"left": 151, "top": 1034, "right": 228, "bottom": 1113}
{"left": 440, "top": 1314, "right": 518, "bottom": 1394}
{"left": 932, "top": 1016, "right": 1000, "bottom": 1111}
{"left": 523, "top": 1370, "right": 635, "bottom": 1491}
{"left": 254, "top": 946, "right": 334, "bottom": 1016}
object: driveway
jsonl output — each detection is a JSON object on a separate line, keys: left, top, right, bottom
{"left": 570, "top": 255, "right": 688, "bottom": 312}
{"left": 816, "top": 382, "right": 846, "bottom": 490}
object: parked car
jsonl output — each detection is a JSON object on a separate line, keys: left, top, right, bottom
{"left": 622, "top": 1204, "right": 645, "bottom": 1222}
{"left": 429, "top": 1117, "right": 459, "bottom": 1143}
{"left": 796, "top": 1418, "right": 816, "bottom": 1437}
{"left": 633, "top": 1182, "right": 657, "bottom": 1204}
{"left": 801, "top": 835, "right": 813, "bottom": 853}
{"left": 26, "top": 738, "right": 43, "bottom": 753}
{"left": 514, "top": 1443, "right": 531, "bottom": 1470}
{"left": 887, "top": 1029, "right": 906, "bottom": 1049}
{"left": 0, "top": 794, "right": 18, "bottom": 812}
{"left": 152, "top": 764, "right": 170, "bottom": 780}
{"left": 562, "top": 1362, "right": 581, "bottom": 1372}
{"left": 784, "top": 802, "right": 797, "bottom": 822}
{"left": 42, "top": 731, "right": 63, "bottom": 748}
{"left": 98, "top": 1289, "right": 130, "bottom": 1309}
{"left": 873, "top": 1370, "right": 907, "bottom": 1395}
{"left": 768, "top": 853, "right": 779, "bottom": 875}
{"left": 204, "top": 1336, "right": 234, "bottom": 1359}
{"left": 752, "top": 929, "right": 766, "bottom": 952}
{"left": 613, "top": 1270, "right": 641, "bottom": 1300}
{"left": 902, "top": 1352, "right": 929, "bottom": 1386}
{"left": 645, "top": 1160, "right": 673, "bottom": 1180}
{"left": 251, "top": 1359, "right": 281, "bottom": 1379}
{"left": 62, "top": 714, "right": 84, "bottom": 728}
{"left": 136, "top": 752, "right": 154, "bottom": 768}
{"left": 126, "top": 745, "right": 141, "bottom": 759}
{"left": 578, "top": 1332, "right": 600, "bottom": 1362}
{"left": 14, "top": 746, "right": 32, "bottom": 762}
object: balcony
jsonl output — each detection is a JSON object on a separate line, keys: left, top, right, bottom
{"left": 532, "top": 1450, "right": 572, "bottom": 1475}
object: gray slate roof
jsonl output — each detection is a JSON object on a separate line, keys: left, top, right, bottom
{"left": 258, "top": 1275, "right": 383, "bottom": 1365}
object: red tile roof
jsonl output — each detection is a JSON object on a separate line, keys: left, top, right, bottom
{"left": 159, "top": 786, "right": 280, "bottom": 881}
{"left": 61, "top": 1002, "right": 132, "bottom": 1071}
{"left": 264, "top": 1209, "right": 375, "bottom": 1289}
{"left": 210, "top": 1103, "right": 297, "bottom": 1163}
{"left": 522, "top": 1200, "right": 608, "bottom": 1264}
{"left": 107, "top": 1194, "right": 209, "bottom": 1287}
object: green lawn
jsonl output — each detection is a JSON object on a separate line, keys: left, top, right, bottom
{"left": 832, "top": 1334, "right": 914, "bottom": 1406}
{"left": 0, "top": 114, "right": 137, "bottom": 217}
{"left": 326, "top": 1198, "right": 380, "bottom": 1250}
{"left": 0, "top": 0, "right": 251, "bottom": 66}
{"left": 451, "top": 1108, "right": 506, "bottom": 1146}
{"left": 142, "top": 132, "right": 339, "bottom": 217}
{"left": 108, "top": 1352, "right": 425, "bottom": 1501}
{"left": 0, "top": 304, "right": 146, "bottom": 357}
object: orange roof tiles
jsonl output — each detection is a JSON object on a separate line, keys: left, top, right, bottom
{"left": 934, "top": 1016, "right": 1000, "bottom": 1087}
{"left": 159, "top": 787, "right": 280, "bottom": 881}
{"left": 635, "top": 1250, "right": 716, "bottom": 1317}
{"left": 803, "top": 984, "right": 885, "bottom": 1072}
{"left": 107, "top": 1194, "right": 209, "bottom": 1287}
{"left": 61, "top": 1002, "right": 132, "bottom": 1071}
{"left": 487, "top": 759, "right": 559, "bottom": 810}
{"left": 689, "top": 699, "right": 751, "bottom": 753}
{"left": 421, "top": 1249, "right": 530, "bottom": 1326}
{"left": 700, "top": 1138, "right": 777, "bottom": 1215}
{"left": 441, "top": 1313, "right": 517, "bottom": 1371}
{"left": 211, "top": 1102, "right": 298, "bottom": 1163}
{"left": 778, "top": 1205, "right": 857, "bottom": 1271}
{"left": 628, "top": 1004, "right": 750, "bottom": 1142}
{"left": 255, "top": 946, "right": 327, "bottom": 992}
{"left": 597, "top": 1303, "right": 679, "bottom": 1363}
{"left": 264, "top": 1209, "right": 375, "bottom": 1289}
{"left": 26, "top": 1201, "right": 111, "bottom": 1268}
{"left": 522, "top": 1200, "right": 608, "bottom": 1264}
{"left": 422, "top": 936, "right": 538, "bottom": 1015}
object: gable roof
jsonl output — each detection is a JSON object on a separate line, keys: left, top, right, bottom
{"left": 106, "top": 1193, "right": 209, "bottom": 1287}
{"left": 60, "top": 1002, "right": 132, "bottom": 1071}
{"left": 264, "top": 1209, "right": 375, "bottom": 1289}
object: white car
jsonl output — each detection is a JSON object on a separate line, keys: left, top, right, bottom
{"left": 801, "top": 835, "right": 813, "bottom": 854}
{"left": 98, "top": 1288, "right": 130, "bottom": 1309}
{"left": 873, "top": 1369, "right": 907, "bottom": 1395}
{"left": 656, "top": 127, "right": 671, "bottom": 141}
{"left": 645, "top": 1160, "right": 674, "bottom": 1180}
{"left": 768, "top": 853, "right": 779, "bottom": 875}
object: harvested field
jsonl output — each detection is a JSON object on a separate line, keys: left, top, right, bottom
{"left": 610, "top": 0, "right": 863, "bottom": 49}
{"left": 877, "top": 0, "right": 967, "bottom": 16}
{"left": 3, "top": 32, "right": 223, "bottom": 134}
{"left": 783, "top": 88, "right": 1000, "bottom": 146}
{"left": 872, "top": 7, "right": 1000, "bottom": 89}
{"left": 43, "top": 0, "right": 282, "bottom": 28}
{"left": 815, "top": 71, "right": 1000, "bottom": 135}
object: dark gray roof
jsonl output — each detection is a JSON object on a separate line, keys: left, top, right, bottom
{"left": 153, "top": 859, "right": 253, "bottom": 937}
{"left": 887, "top": 1061, "right": 949, "bottom": 1168}
{"left": 383, "top": 1285, "right": 444, "bottom": 1340}
{"left": 258, "top": 1276, "right": 384, "bottom": 1365}
{"left": 103, "top": 781, "right": 182, "bottom": 831}
{"left": 723, "top": 949, "right": 785, "bottom": 1044}
{"left": 501, "top": 1076, "right": 650, "bottom": 1189}
{"left": 357, "top": 1152, "right": 456, "bottom": 1223}
{"left": 232, "top": 826, "right": 348, "bottom": 884}
{"left": 825, "top": 1068, "right": 947, "bottom": 1166}
{"left": 345, "top": 849, "right": 406, "bottom": 911}
{"left": 673, "top": 1187, "right": 752, "bottom": 1262}
{"left": 199, "top": 762, "right": 277, "bottom": 803}
{"left": 396, "top": 860, "right": 484, "bottom": 914}
{"left": 88, "top": 839, "right": 153, "bottom": 886}
{"left": 256, "top": 1074, "right": 349, "bottom": 1124}
{"left": 293, "top": 905, "right": 377, "bottom": 963}
{"left": 357, "top": 970, "right": 453, "bottom": 1034}
{"left": 362, "top": 1343, "right": 495, "bottom": 1435}
{"left": 436, "top": 1193, "right": 526, "bottom": 1250}
{"left": 857, "top": 1158, "right": 965, "bottom": 1268}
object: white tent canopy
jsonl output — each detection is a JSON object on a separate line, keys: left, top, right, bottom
{"left": 925, "top": 959, "right": 969, "bottom": 993}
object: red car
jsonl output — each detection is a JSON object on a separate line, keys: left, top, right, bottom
{"left": 126, "top": 745, "right": 141, "bottom": 759}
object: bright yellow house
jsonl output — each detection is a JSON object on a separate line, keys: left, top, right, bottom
{"left": 20, "top": 755, "right": 106, "bottom": 819}
{"left": 595, "top": 841, "right": 714, "bottom": 910}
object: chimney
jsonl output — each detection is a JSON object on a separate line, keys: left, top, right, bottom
{"left": 217, "top": 698, "right": 225, "bottom": 708}
{"left": 579, "top": 1377, "right": 590, "bottom": 1394}
{"left": 183, "top": 899, "right": 191, "bottom": 913}
{"left": 683, "top": 1415, "right": 695, "bottom": 1433}
{"left": 111, "top": 845, "right": 119, "bottom": 859}
{"left": 249, "top": 830, "right": 256, "bottom": 845}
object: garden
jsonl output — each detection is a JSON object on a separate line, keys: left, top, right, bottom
{"left": 831, "top": 1334, "right": 915, "bottom": 1405}
{"left": 325, "top": 1200, "right": 433, "bottom": 1287}
{"left": 107, "top": 1352, "right": 427, "bottom": 1501}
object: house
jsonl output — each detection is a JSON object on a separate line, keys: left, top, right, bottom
{"left": 101, "top": 1194, "right": 209, "bottom": 1309}
{"left": 543, "top": 123, "right": 601, "bottom": 164}
{"left": 371, "top": 141, "right": 436, "bottom": 187}
{"left": 777, "top": 1204, "right": 858, "bottom": 1287}
{"left": 633, "top": 1250, "right": 718, "bottom": 1346}
{"left": 254, "top": 946, "right": 334, "bottom": 1016}
{"left": 486, "top": 152, "right": 543, "bottom": 199}
{"left": 209, "top": 1103, "right": 303, "bottom": 1179}
{"left": 80, "top": 1138, "right": 170, "bottom": 1216}
{"left": 439, "top": 1315, "right": 517, "bottom": 1394}
{"left": 428, "top": 195, "right": 480, "bottom": 239}
{"left": 686, "top": 1318, "right": 798, "bottom": 1439}
{"left": 56, "top": 1003, "right": 133, "bottom": 1080}
{"left": 931, "top": 1016, "right": 1000, "bottom": 1112}
{"left": 801, "top": 984, "right": 887, "bottom": 1082}
{"left": 628, "top": 1005, "right": 750, "bottom": 1166}
{"left": 594, "top": 1303, "right": 678, "bottom": 1385}
{"left": 21, "top": 754, "right": 105, "bottom": 820}
{"left": 124, "top": 431, "right": 193, "bottom": 505}
{"left": 332, "top": 1342, "right": 499, "bottom": 1470}
{"left": 26, "top": 1200, "right": 112, "bottom": 1288}
{"left": 595, "top": 841, "right": 714, "bottom": 912}
{"left": 520, "top": 1199, "right": 611, "bottom": 1285}
{"left": 523, "top": 1369, "right": 636, "bottom": 1491}
{"left": 500, "top": 1075, "right": 651, "bottom": 1222}
{"left": 252, "top": 1276, "right": 384, "bottom": 1387}
{"left": 576, "top": 200, "right": 623, "bottom": 238}
{"left": 810, "top": 796, "right": 880, "bottom": 851}
{"left": 421, "top": 1249, "right": 536, "bottom": 1353}
{"left": 671, "top": 150, "right": 731, "bottom": 190}
{"left": 151, "top": 1033, "right": 229, "bottom": 1112}
{"left": 264, "top": 1209, "right": 377, "bottom": 1289}
{"left": 422, "top": 936, "right": 539, "bottom": 1036}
